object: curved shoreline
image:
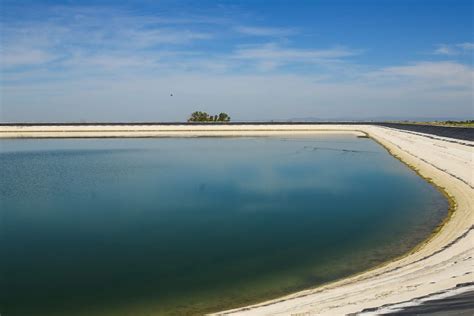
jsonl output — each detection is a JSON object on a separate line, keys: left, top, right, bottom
{"left": 214, "top": 126, "right": 473, "bottom": 315}
{"left": 1, "top": 124, "right": 472, "bottom": 315}
{"left": 368, "top": 132, "right": 456, "bottom": 255}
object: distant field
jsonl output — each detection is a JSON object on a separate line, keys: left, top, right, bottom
{"left": 395, "top": 121, "right": 474, "bottom": 128}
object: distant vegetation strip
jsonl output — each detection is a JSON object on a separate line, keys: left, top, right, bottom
{"left": 392, "top": 120, "right": 474, "bottom": 128}
{"left": 187, "top": 111, "right": 231, "bottom": 122}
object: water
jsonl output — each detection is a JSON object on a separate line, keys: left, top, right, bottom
{"left": 0, "top": 135, "right": 448, "bottom": 316}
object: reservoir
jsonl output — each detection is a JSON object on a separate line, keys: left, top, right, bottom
{"left": 0, "top": 135, "right": 448, "bottom": 315}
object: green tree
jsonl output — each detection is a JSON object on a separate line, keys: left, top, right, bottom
{"left": 187, "top": 111, "right": 231, "bottom": 122}
{"left": 218, "top": 113, "right": 230, "bottom": 122}
{"left": 188, "top": 111, "right": 210, "bottom": 122}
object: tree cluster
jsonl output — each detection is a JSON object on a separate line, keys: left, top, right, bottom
{"left": 187, "top": 111, "right": 231, "bottom": 122}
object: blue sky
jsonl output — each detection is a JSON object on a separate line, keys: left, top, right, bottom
{"left": 1, "top": 0, "right": 472, "bottom": 122}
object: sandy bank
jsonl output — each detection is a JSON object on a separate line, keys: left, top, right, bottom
{"left": 0, "top": 124, "right": 364, "bottom": 138}
{"left": 1, "top": 124, "right": 472, "bottom": 315}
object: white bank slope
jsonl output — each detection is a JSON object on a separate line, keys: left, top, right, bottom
{"left": 1, "top": 124, "right": 473, "bottom": 315}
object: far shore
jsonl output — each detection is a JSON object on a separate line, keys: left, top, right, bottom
{"left": 0, "top": 124, "right": 366, "bottom": 138}
{"left": 0, "top": 124, "right": 472, "bottom": 315}
{"left": 1, "top": 122, "right": 472, "bottom": 142}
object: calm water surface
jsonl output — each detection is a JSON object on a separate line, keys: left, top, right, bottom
{"left": 0, "top": 136, "right": 447, "bottom": 315}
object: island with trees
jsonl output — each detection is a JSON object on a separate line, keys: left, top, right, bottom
{"left": 187, "top": 111, "right": 231, "bottom": 122}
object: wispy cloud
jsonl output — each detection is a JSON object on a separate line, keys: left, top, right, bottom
{"left": 123, "top": 28, "right": 212, "bottom": 47}
{"left": 434, "top": 44, "right": 458, "bottom": 56}
{"left": 457, "top": 42, "right": 474, "bottom": 51}
{"left": 0, "top": 6, "right": 215, "bottom": 70}
{"left": 233, "top": 43, "right": 360, "bottom": 70}
{"left": 434, "top": 42, "right": 474, "bottom": 55}
{"left": 234, "top": 26, "right": 296, "bottom": 37}
{"left": 367, "top": 61, "right": 473, "bottom": 90}
{"left": 1, "top": 49, "right": 56, "bottom": 68}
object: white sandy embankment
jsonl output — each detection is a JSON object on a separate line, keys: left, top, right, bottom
{"left": 0, "top": 124, "right": 366, "bottom": 138}
{"left": 1, "top": 124, "right": 472, "bottom": 315}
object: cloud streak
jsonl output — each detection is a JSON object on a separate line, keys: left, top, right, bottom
{"left": 0, "top": 6, "right": 215, "bottom": 69}
{"left": 234, "top": 26, "right": 296, "bottom": 37}
{"left": 434, "top": 42, "right": 474, "bottom": 55}
{"left": 232, "top": 43, "right": 360, "bottom": 71}
{"left": 1, "top": 49, "right": 56, "bottom": 68}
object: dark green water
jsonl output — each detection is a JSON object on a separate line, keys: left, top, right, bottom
{"left": 0, "top": 136, "right": 447, "bottom": 316}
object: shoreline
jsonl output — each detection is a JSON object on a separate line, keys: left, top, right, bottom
{"left": 1, "top": 122, "right": 472, "bottom": 141}
{"left": 0, "top": 124, "right": 365, "bottom": 138}
{"left": 215, "top": 126, "right": 473, "bottom": 315}
{"left": 1, "top": 124, "right": 472, "bottom": 315}
{"left": 368, "top": 133, "right": 456, "bottom": 255}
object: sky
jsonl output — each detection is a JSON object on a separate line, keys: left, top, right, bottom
{"left": 0, "top": 0, "right": 473, "bottom": 122}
